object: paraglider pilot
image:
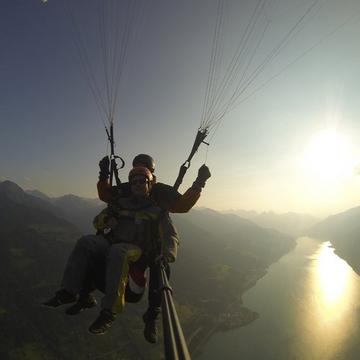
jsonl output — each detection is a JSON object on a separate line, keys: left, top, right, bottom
{"left": 97, "top": 154, "right": 211, "bottom": 342}
{"left": 43, "top": 166, "right": 179, "bottom": 335}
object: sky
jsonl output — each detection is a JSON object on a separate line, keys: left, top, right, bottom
{"left": 1, "top": 0, "right": 360, "bottom": 217}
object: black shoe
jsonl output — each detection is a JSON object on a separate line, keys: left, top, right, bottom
{"left": 66, "top": 294, "right": 97, "bottom": 315}
{"left": 89, "top": 309, "right": 115, "bottom": 335}
{"left": 143, "top": 312, "right": 158, "bottom": 344}
{"left": 42, "top": 289, "right": 76, "bottom": 308}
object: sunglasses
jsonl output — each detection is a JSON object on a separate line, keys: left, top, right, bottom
{"left": 130, "top": 178, "right": 149, "bottom": 186}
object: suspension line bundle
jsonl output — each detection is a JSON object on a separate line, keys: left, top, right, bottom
{"left": 61, "top": 0, "right": 148, "bottom": 183}
{"left": 175, "top": 0, "right": 336, "bottom": 189}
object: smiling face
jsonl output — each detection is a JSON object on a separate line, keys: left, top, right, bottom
{"left": 130, "top": 175, "right": 150, "bottom": 198}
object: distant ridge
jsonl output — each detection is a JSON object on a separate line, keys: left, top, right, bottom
{"left": 224, "top": 209, "right": 319, "bottom": 237}
{"left": 307, "top": 205, "right": 360, "bottom": 238}
{"left": 1, "top": 180, "right": 30, "bottom": 202}
{"left": 306, "top": 205, "right": 360, "bottom": 274}
{"left": 51, "top": 194, "right": 104, "bottom": 233}
{"left": 26, "top": 189, "right": 51, "bottom": 201}
{"left": 26, "top": 187, "right": 104, "bottom": 233}
{"left": 0, "top": 181, "right": 79, "bottom": 239}
{"left": 0, "top": 180, "right": 59, "bottom": 215}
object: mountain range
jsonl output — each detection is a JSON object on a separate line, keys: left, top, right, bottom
{"left": 4, "top": 179, "right": 359, "bottom": 359}
{"left": 26, "top": 188, "right": 104, "bottom": 233}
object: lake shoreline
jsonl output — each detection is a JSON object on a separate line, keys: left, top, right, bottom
{"left": 189, "top": 269, "right": 268, "bottom": 358}
{"left": 188, "top": 239, "right": 298, "bottom": 358}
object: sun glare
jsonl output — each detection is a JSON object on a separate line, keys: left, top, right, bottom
{"left": 299, "top": 240, "right": 357, "bottom": 358}
{"left": 300, "top": 131, "right": 355, "bottom": 182}
{"left": 316, "top": 242, "right": 350, "bottom": 304}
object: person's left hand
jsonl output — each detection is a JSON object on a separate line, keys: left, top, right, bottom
{"left": 196, "top": 164, "right": 211, "bottom": 187}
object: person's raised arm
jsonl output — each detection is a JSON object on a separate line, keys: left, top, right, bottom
{"left": 97, "top": 156, "right": 113, "bottom": 203}
{"left": 168, "top": 164, "right": 211, "bottom": 213}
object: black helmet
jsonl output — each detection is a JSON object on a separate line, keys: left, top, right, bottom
{"left": 132, "top": 154, "right": 155, "bottom": 173}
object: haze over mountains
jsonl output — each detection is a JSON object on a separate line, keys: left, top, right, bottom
{"left": 24, "top": 183, "right": 320, "bottom": 238}
{"left": 226, "top": 206, "right": 360, "bottom": 277}
{"left": 26, "top": 188, "right": 104, "bottom": 233}
{"left": 224, "top": 209, "right": 319, "bottom": 237}
{"left": 1, "top": 179, "right": 359, "bottom": 359}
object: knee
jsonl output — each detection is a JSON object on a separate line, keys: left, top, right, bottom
{"left": 109, "top": 244, "right": 142, "bottom": 262}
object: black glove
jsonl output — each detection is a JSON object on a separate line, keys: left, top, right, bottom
{"left": 194, "top": 164, "right": 211, "bottom": 188}
{"left": 99, "top": 156, "right": 110, "bottom": 181}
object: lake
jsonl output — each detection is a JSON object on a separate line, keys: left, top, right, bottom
{"left": 197, "top": 237, "right": 360, "bottom": 360}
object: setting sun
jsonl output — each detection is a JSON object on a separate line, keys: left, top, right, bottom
{"left": 300, "top": 131, "right": 355, "bottom": 182}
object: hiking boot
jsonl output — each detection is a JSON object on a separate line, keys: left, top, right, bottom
{"left": 143, "top": 312, "right": 158, "bottom": 344}
{"left": 89, "top": 309, "right": 116, "bottom": 335}
{"left": 66, "top": 294, "right": 97, "bottom": 315}
{"left": 42, "top": 289, "right": 76, "bottom": 308}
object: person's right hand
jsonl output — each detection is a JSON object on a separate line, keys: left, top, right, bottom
{"left": 99, "top": 156, "right": 110, "bottom": 180}
{"left": 99, "top": 156, "right": 110, "bottom": 172}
